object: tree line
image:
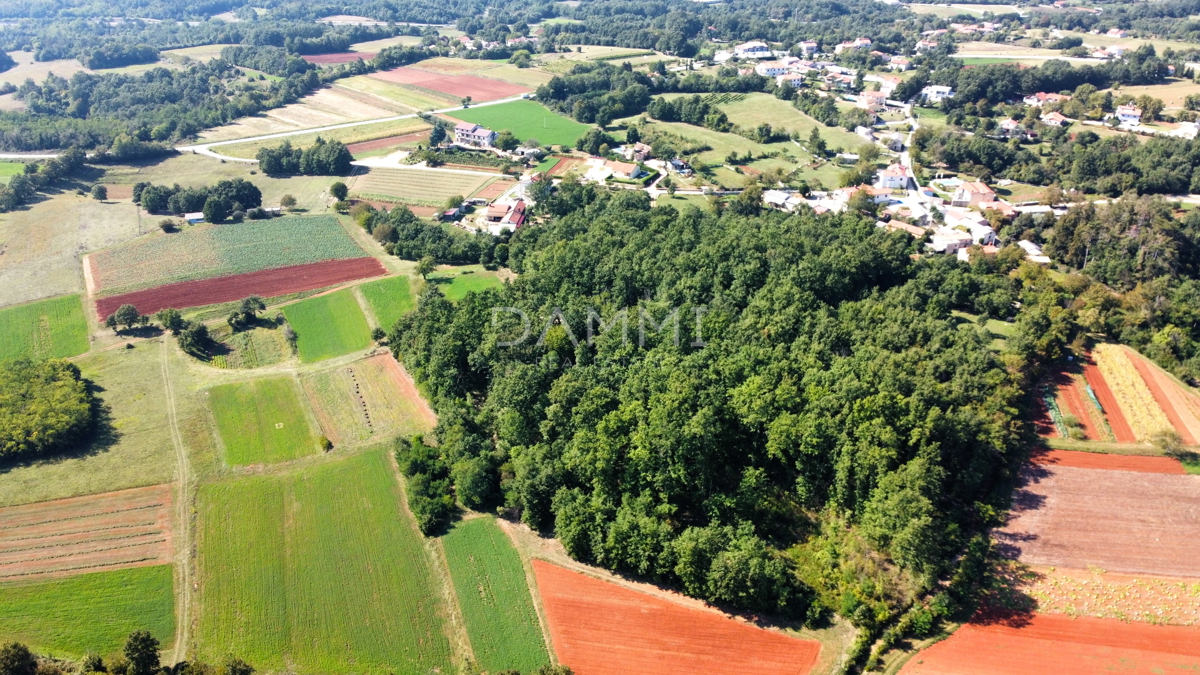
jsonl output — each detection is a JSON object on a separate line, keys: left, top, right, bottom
{"left": 133, "top": 178, "right": 263, "bottom": 221}
{"left": 0, "top": 631, "right": 253, "bottom": 675}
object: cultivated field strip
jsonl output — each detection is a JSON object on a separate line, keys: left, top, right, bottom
{"left": 351, "top": 168, "right": 493, "bottom": 205}
{"left": 0, "top": 485, "right": 173, "bottom": 581}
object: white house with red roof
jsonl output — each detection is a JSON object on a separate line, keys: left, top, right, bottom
{"left": 455, "top": 122, "right": 496, "bottom": 147}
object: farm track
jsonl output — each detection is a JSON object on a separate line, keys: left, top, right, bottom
{"left": 160, "top": 340, "right": 192, "bottom": 665}
{"left": 0, "top": 485, "right": 173, "bottom": 582}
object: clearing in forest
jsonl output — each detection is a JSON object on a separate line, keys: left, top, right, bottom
{"left": 442, "top": 518, "right": 550, "bottom": 673}
{"left": 209, "top": 377, "right": 319, "bottom": 465}
{"left": 194, "top": 450, "right": 452, "bottom": 674}
{"left": 427, "top": 266, "right": 504, "bottom": 301}
{"left": 359, "top": 275, "right": 414, "bottom": 329}
{"left": 533, "top": 560, "right": 821, "bottom": 675}
{"left": 300, "top": 354, "right": 436, "bottom": 446}
{"left": 0, "top": 564, "right": 175, "bottom": 658}
{"left": 0, "top": 295, "right": 90, "bottom": 361}
{"left": 281, "top": 289, "right": 373, "bottom": 362}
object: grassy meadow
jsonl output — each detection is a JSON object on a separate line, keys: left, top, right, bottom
{"left": 445, "top": 100, "right": 592, "bottom": 147}
{"left": 359, "top": 275, "right": 414, "bottom": 329}
{"left": 428, "top": 266, "right": 503, "bottom": 301}
{"left": 195, "top": 450, "right": 453, "bottom": 674}
{"left": 282, "top": 289, "right": 373, "bottom": 362}
{"left": 712, "top": 93, "right": 866, "bottom": 149}
{"left": 0, "top": 295, "right": 90, "bottom": 361}
{"left": 209, "top": 377, "right": 319, "bottom": 465}
{"left": 442, "top": 518, "right": 549, "bottom": 673}
{"left": 300, "top": 355, "right": 435, "bottom": 447}
{"left": 0, "top": 565, "right": 174, "bottom": 658}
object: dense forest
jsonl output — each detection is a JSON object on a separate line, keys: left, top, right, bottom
{"left": 388, "top": 183, "right": 1075, "bottom": 666}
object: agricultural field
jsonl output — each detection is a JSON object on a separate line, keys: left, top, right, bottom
{"left": 214, "top": 117, "right": 430, "bottom": 159}
{"left": 0, "top": 342, "right": 178, "bottom": 508}
{"left": 347, "top": 131, "right": 429, "bottom": 158}
{"left": 359, "top": 275, "right": 414, "bottom": 329}
{"left": 300, "top": 354, "right": 436, "bottom": 446}
{"left": 96, "top": 257, "right": 387, "bottom": 319}
{"left": 1100, "top": 78, "right": 1200, "bottom": 111}
{"left": 707, "top": 93, "right": 866, "bottom": 150}
{"left": 337, "top": 75, "right": 458, "bottom": 112}
{"left": 445, "top": 100, "right": 592, "bottom": 147}
{"left": 349, "top": 35, "right": 423, "bottom": 52}
{"left": 350, "top": 167, "right": 497, "bottom": 205}
{"left": 197, "top": 87, "right": 409, "bottom": 144}
{"left": 206, "top": 323, "right": 293, "bottom": 369}
{"left": 469, "top": 63, "right": 556, "bottom": 89}
{"left": 0, "top": 485, "right": 173, "bottom": 582}
{"left": 533, "top": 560, "right": 821, "bottom": 675}
{"left": 0, "top": 51, "right": 87, "bottom": 87}
{"left": 162, "top": 44, "right": 238, "bottom": 62}
{"left": 635, "top": 118, "right": 808, "bottom": 171}
{"left": 442, "top": 518, "right": 549, "bottom": 673}
{"left": 0, "top": 161, "right": 23, "bottom": 185}
{"left": 428, "top": 265, "right": 504, "bottom": 301}
{"left": 0, "top": 565, "right": 175, "bottom": 658}
{"left": 89, "top": 216, "right": 368, "bottom": 297}
{"left": 209, "top": 377, "right": 320, "bottom": 466}
{"left": 0, "top": 295, "right": 90, "bottom": 361}
{"left": 370, "top": 67, "right": 531, "bottom": 102}
{"left": 194, "top": 450, "right": 453, "bottom": 674}
{"left": 281, "top": 289, "right": 373, "bottom": 362}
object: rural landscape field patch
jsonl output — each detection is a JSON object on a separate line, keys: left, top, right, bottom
{"left": 207, "top": 324, "right": 292, "bottom": 369}
{"left": 194, "top": 450, "right": 452, "bottom": 674}
{"left": 0, "top": 564, "right": 175, "bottom": 658}
{"left": 445, "top": 100, "right": 592, "bottom": 147}
{"left": 369, "top": 66, "right": 531, "bottom": 101}
{"left": 533, "top": 560, "right": 821, "bottom": 675}
{"left": 359, "top": 275, "right": 414, "bottom": 329}
{"left": 209, "top": 377, "right": 319, "bottom": 466}
{"left": 90, "top": 216, "right": 368, "bottom": 297}
{"left": 0, "top": 295, "right": 89, "bottom": 361}
{"left": 442, "top": 518, "right": 549, "bottom": 673}
{"left": 281, "top": 289, "right": 373, "bottom": 362}
{"left": 300, "top": 354, "right": 436, "bottom": 446}
{"left": 429, "top": 266, "right": 504, "bottom": 301}
{"left": 351, "top": 167, "right": 495, "bottom": 205}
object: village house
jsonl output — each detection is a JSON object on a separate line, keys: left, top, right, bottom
{"left": 454, "top": 122, "right": 497, "bottom": 147}
{"left": 796, "top": 40, "right": 819, "bottom": 55}
{"left": 776, "top": 73, "right": 808, "bottom": 89}
{"left": 667, "top": 158, "right": 693, "bottom": 176}
{"left": 1023, "top": 92, "right": 1071, "bottom": 106}
{"left": 928, "top": 227, "right": 975, "bottom": 254}
{"left": 915, "top": 39, "right": 939, "bottom": 52}
{"left": 882, "top": 132, "right": 905, "bottom": 152}
{"left": 823, "top": 72, "right": 857, "bottom": 91}
{"left": 1116, "top": 104, "right": 1142, "bottom": 125}
{"left": 733, "top": 41, "right": 772, "bottom": 58}
{"left": 754, "top": 60, "right": 792, "bottom": 77}
{"left": 1107, "top": 28, "right": 1128, "bottom": 38}
{"left": 1106, "top": 44, "right": 1130, "bottom": 57}
{"left": 620, "top": 142, "right": 652, "bottom": 162}
{"left": 999, "top": 118, "right": 1026, "bottom": 138}
{"left": 1039, "top": 111, "right": 1073, "bottom": 127}
{"left": 834, "top": 37, "right": 872, "bottom": 54}
{"left": 857, "top": 91, "right": 888, "bottom": 112}
{"left": 875, "top": 163, "right": 915, "bottom": 190}
{"left": 951, "top": 180, "right": 996, "bottom": 207}
{"left": 888, "top": 56, "right": 911, "bottom": 71}
{"left": 920, "top": 85, "right": 955, "bottom": 103}
{"left": 605, "top": 160, "right": 644, "bottom": 180}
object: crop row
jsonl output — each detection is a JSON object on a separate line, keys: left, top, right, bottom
{"left": 1093, "top": 344, "right": 1172, "bottom": 441}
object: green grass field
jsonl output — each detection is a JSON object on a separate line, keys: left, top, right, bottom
{"left": 442, "top": 518, "right": 549, "bottom": 673}
{"left": 0, "top": 162, "right": 24, "bottom": 185}
{"left": 446, "top": 100, "right": 592, "bottom": 147}
{"left": 0, "top": 295, "right": 90, "bottom": 361}
{"left": 0, "top": 565, "right": 174, "bottom": 658}
{"left": 351, "top": 168, "right": 494, "bottom": 206}
{"left": 195, "top": 450, "right": 452, "bottom": 674}
{"left": 359, "top": 276, "right": 414, "bottom": 330}
{"left": 282, "top": 289, "right": 373, "bottom": 362}
{"left": 209, "top": 377, "right": 318, "bottom": 465}
{"left": 91, "top": 216, "right": 368, "bottom": 297}
{"left": 428, "top": 266, "right": 503, "bottom": 301}
{"left": 710, "top": 93, "right": 866, "bottom": 150}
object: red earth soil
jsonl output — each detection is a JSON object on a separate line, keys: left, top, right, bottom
{"left": 95, "top": 257, "right": 386, "bottom": 318}
{"left": 103, "top": 184, "right": 134, "bottom": 200}
{"left": 995, "top": 463, "right": 1200, "bottom": 577}
{"left": 1082, "top": 360, "right": 1136, "bottom": 442}
{"left": 473, "top": 180, "right": 515, "bottom": 200}
{"left": 302, "top": 52, "right": 376, "bottom": 64}
{"left": 346, "top": 132, "right": 428, "bottom": 154}
{"left": 900, "top": 612, "right": 1200, "bottom": 674}
{"left": 369, "top": 67, "right": 531, "bottom": 101}
{"left": 1125, "top": 352, "right": 1198, "bottom": 444}
{"left": 1057, "top": 379, "right": 1101, "bottom": 440}
{"left": 1030, "top": 448, "right": 1185, "bottom": 474}
{"left": 548, "top": 158, "right": 584, "bottom": 175}
{"left": 533, "top": 560, "right": 821, "bottom": 675}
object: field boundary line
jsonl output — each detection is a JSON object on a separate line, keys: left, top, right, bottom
{"left": 160, "top": 339, "right": 191, "bottom": 664}
{"left": 495, "top": 518, "right": 561, "bottom": 666}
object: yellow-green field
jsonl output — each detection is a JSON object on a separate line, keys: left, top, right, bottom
{"left": 359, "top": 275, "right": 415, "bottom": 329}
{"left": 351, "top": 167, "right": 497, "bottom": 205}
{"left": 215, "top": 117, "right": 431, "bottom": 159}
{"left": 0, "top": 295, "right": 90, "bottom": 361}
{"left": 428, "top": 265, "right": 504, "bottom": 301}
{"left": 282, "top": 289, "right": 373, "bottom": 362}
{"left": 300, "top": 354, "right": 435, "bottom": 446}
{"left": 337, "top": 76, "right": 458, "bottom": 111}
{"left": 209, "top": 376, "right": 320, "bottom": 466}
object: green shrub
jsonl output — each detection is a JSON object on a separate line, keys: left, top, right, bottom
{"left": 0, "top": 359, "right": 93, "bottom": 461}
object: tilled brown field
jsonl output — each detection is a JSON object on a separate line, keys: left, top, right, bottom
{"left": 0, "top": 485, "right": 173, "bottom": 581}
{"left": 996, "top": 463, "right": 1200, "bottom": 577}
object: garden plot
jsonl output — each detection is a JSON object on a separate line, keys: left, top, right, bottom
{"left": 0, "top": 485, "right": 173, "bottom": 582}
{"left": 206, "top": 323, "right": 293, "bottom": 369}
{"left": 0, "top": 295, "right": 90, "bottom": 361}
{"left": 300, "top": 354, "right": 436, "bottom": 446}
{"left": 209, "top": 377, "right": 319, "bottom": 466}
{"left": 350, "top": 167, "right": 495, "bottom": 205}
{"left": 194, "top": 450, "right": 453, "bottom": 674}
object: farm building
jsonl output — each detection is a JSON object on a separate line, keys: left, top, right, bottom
{"left": 1023, "top": 92, "right": 1070, "bottom": 106}
{"left": 455, "top": 122, "right": 497, "bottom": 148}
{"left": 733, "top": 41, "right": 772, "bottom": 58}
{"left": 605, "top": 160, "right": 644, "bottom": 180}
{"left": 1116, "top": 104, "right": 1142, "bottom": 125}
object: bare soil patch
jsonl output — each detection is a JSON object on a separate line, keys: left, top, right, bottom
{"left": 101, "top": 184, "right": 134, "bottom": 200}
{"left": 95, "top": 257, "right": 386, "bottom": 317}
{"left": 533, "top": 560, "right": 820, "bottom": 675}
{"left": 303, "top": 52, "right": 377, "bottom": 64}
{"left": 900, "top": 612, "right": 1200, "bottom": 674}
{"left": 0, "top": 485, "right": 173, "bottom": 581}
{"left": 370, "top": 67, "right": 531, "bottom": 101}
{"left": 996, "top": 463, "right": 1200, "bottom": 577}
{"left": 1030, "top": 448, "right": 1185, "bottom": 474}
{"left": 548, "top": 157, "right": 584, "bottom": 175}
{"left": 473, "top": 179, "right": 516, "bottom": 200}
{"left": 346, "top": 132, "right": 428, "bottom": 154}
{"left": 1022, "top": 565, "right": 1200, "bottom": 625}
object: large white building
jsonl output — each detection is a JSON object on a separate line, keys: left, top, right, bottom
{"left": 454, "top": 122, "right": 496, "bottom": 147}
{"left": 733, "top": 41, "right": 772, "bottom": 58}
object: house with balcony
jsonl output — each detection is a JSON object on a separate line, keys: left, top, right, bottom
{"left": 454, "top": 122, "right": 496, "bottom": 147}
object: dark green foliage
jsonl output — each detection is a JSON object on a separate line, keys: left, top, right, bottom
{"left": 155, "top": 308, "right": 186, "bottom": 334}
{"left": 122, "top": 631, "right": 159, "bottom": 675}
{"left": 256, "top": 139, "right": 352, "bottom": 177}
{"left": 106, "top": 304, "right": 147, "bottom": 331}
{"left": 178, "top": 322, "right": 213, "bottom": 358}
{"left": 646, "top": 95, "right": 731, "bottom": 132}
{"left": 81, "top": 43, "right": 157, "bottom": 69}
{"left": 0, "top": 359, "right": 93, "bottom": 461}
{"left": 220, "top": 45, "right": 314, "bottom": 77}
{"left": 0, "top": 642, "right": 36, "bottom": 675}
{"left": 396, "top": 436, "right": 456, "bottom": 534}
{"left": 134, "top": 178, "right": 262, "bottom": 215}
{"left": 574, "top": 128, "right": 615, "bottom": 156}
{"left": 366, "top": 205, "right": 498, "bottom": 264}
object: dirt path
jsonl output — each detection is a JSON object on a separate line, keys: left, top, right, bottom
{"left": 160, "top": 339, "right": 192, "bottom": 665}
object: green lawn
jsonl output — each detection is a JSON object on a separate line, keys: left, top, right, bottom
{"left": 0, "top": 565, "right": 174, "bottom": 658}
{"left": 282, "top": 289, "right": 373, "bottom": 362}
{"left": 0, "top": 295, "right": 90, "bottom": 361}
{"left": 445, "top": 100, "right": 592, "bottom": 148}
{"left": 442, "top": 518, "right": 549, "bottom": 673}
{"left": 914, "top": 107, "right": 949, "bottom": 128}
{"left": 359, "top": 276, "right": 415, "bottom": 331}
{"left": 428, "top": 266, "right": 503, "bottom": 301}
{"left": 711, "top": 93, "right": 866, "bottom": 150}
{"left": 195, "top": 450, "right": 452, "bottom": 674}
{"left": 534, "top": 156, "right": 561, "bottom": 173}
{"left": 209, "top": 377, "right": 318, "bottom": 465}
{"left": 0, "top": 162, "right": 24, "bottom": 185}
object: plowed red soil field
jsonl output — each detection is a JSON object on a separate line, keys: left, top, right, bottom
{"left": 473, "top": 179, "right": 515, "bottom": 200}
{"left": 302, "top": 52, "right": 376, "bottom": 64}
{"left": 346, "top": 132, "right": 427, "bottom": 154}
{"left": 1030, "top": 448, "right": 1185, "bottom": 474}
{"left": 1082, "top": 360, "right": 1136, "bottom": 442}
{"left": 533, "top": 560, "right": 820, "bottom": 675}
{"left": 1125, "top": 349, "right": 1200, "bottom": 444}
{"left": 95, "top": 257, "right": 386, "bottom": 317}
{"left": 900, "top": 613, "right": 1200, "bottom": 674}
{"left": 995, "top": 463, "right": 1200, "bottom": 577}
{"left": 369, "top": 67, "right": 530, "bottom": 101}
{"left": 548, "top": 157, "right": 584, "bottom": 175}
{"left": 0, "top": 485, "right": 173, "bottom": 581}
{"left": 1057, "top": 379, "right": 1101, "bottom": 440}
